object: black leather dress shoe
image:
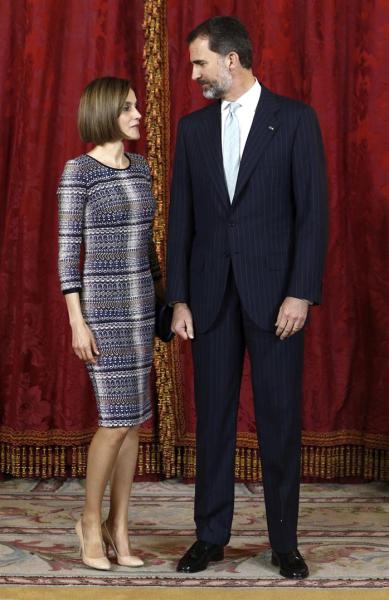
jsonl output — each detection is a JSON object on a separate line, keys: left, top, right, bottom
{"left": 271, "top": 549, "right": 309, "bottom": 579}
{"left": 177, "top": 540, "right": 224, "bottom": 573}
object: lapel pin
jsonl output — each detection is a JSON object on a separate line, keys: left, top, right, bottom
{"left": 268, "top": 125, "right": 275, "bottom": 131}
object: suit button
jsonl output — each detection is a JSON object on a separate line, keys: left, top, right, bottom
{"left": 229, "top": 221, "right": 235, "bottom": 227}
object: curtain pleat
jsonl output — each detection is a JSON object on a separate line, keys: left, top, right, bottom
{"left": 1, "top": 0, "right": 388, "bottom": 481}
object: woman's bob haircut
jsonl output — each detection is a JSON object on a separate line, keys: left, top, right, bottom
{"left": 78, "top": 76, "right": 132, "bottom": 145}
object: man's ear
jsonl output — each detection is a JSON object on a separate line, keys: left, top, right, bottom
{"left": 226, "top": 51, "right": 240, "bottom": 71}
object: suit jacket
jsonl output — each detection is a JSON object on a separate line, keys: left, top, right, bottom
{"left": 167, "top": 84, "right": 328, "bottom": 333}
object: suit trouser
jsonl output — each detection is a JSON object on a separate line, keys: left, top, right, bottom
{"left": 191, "top": 269, "right": 304, "bottom": 553}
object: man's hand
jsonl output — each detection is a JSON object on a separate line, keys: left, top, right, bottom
{"left": 171, "top": 302, "right": 194, "bottom": 340}
{"left": 275, "top": 296, "right": 310, "bottom": 340}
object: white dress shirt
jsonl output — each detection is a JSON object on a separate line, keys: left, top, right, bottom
{"left": 221, "top": 79, "right": 261, "bottom": 159}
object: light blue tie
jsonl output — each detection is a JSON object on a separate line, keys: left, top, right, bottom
{"left": 223, "top": 101, "right": 241, "bottom": 202}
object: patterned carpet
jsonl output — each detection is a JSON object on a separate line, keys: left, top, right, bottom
{"left": 0, "top": 478, "right": 388, "bottom": 590}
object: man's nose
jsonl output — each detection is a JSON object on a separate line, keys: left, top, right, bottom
{"left": 191, "top": 66, "right": 200, "bottom": 80}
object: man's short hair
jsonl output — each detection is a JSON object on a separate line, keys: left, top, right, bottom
{"left": 78, "top": 76, "right": 131, "bottom": 145}
{"left": 187, "top": 16, "right": 253, "bottom": 69}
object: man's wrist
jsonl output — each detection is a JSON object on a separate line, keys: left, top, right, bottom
{"left": 169, "top": 301, "right": 187, "bottom": 307}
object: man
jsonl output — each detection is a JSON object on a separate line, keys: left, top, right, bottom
{"left": 167, "top": 16, "right": 327, "bottom": 579}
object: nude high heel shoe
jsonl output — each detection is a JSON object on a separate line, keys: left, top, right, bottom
{"left": 102, "top": 520, "right": 144, "bottom": 567}
{"left": 75, "top": 519, "right": 111, "bottom": 571}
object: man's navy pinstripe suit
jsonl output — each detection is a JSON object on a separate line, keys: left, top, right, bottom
{"left": 167, "top": 84, "right": 327, "bottom": 552}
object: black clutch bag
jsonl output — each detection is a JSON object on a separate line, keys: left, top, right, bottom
{"left": 155, "top": 300, "right": 175, "bottom": 343}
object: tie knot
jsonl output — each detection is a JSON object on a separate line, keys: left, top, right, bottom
{"left": 228, "top": 101, "right": 241, "bottom": 114}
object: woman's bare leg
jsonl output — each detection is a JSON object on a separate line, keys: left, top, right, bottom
{"left": 105, "top": 425, "right": 140, "bottom": 555}
{"left": 81, "top": 426, "right": 130, "bottom": 558}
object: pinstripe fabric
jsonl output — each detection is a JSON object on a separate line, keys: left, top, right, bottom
{"left": 167, "top": 85, "right": 327, "bottom": 331}
{"left": 58, "top": 153, "right": 160, "bottom": 427}
{"left": 192, "top": 271, "right": 303, "bottom": 551}
{"left": 166, "top": 83, "right": 327, "bottom": 552}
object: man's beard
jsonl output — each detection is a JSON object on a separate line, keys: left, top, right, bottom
{"left": 199, "top": 63, "right": 232, "bottom": 99}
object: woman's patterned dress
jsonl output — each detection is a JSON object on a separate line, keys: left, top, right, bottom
{"left": 57, "top": 153, "right": 160, "bottom": 427}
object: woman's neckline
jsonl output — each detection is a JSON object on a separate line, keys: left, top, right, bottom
{"left": 84, "top": 152, "right": 131, "bottom": 171}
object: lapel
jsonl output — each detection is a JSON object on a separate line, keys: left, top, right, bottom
{"left": 232, "top": 84, "right": 281, "bottom": 208}
{"left": 195, "top": 85, "right": 281, "bottom": 212}
{"left": 197, "top": 102, "right": 230, "bottom": 212}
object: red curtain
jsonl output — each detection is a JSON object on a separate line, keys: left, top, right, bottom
{"left": 166, "top": 0, "right": 389, "bottom": 479}
{"left": 0, "top": 0, "right": 155, "bottom": 476}
{"left": 1, "top": 0, "right": 388, "bottom": 480}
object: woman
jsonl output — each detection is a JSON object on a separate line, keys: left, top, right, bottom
{"left": 57, "top": 77, "right": 162, "bottom": 570}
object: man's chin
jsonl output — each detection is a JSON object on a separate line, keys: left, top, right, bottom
{"left": 202, "top": 88, "right": 219, "bottom": 100}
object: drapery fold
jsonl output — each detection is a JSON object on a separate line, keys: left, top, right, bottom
{"left": 1, "top": 0, "right": 388, "bottom": 481}
{"left": 0, "top": 0, "right": 158, "bottom": 478}
{"left": 165, "top": 0, "right": 389, "bottom": 481}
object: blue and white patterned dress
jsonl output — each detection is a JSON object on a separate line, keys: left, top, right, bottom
{"left": 57, "top": 153, "right": 160, "bottom": 427}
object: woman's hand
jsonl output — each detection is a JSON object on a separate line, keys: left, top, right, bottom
{"left": 70, "top": 320, "right": 100, "bottom": 364}
{"left": 64, "top": 292, "right": 99, "bottom": 364}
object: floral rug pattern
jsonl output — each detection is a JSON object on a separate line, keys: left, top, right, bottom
{"left": 0, "top": 479, "right": 388, "bottom": 588}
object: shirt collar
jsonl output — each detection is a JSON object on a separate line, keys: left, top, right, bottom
{"left": 221, "top": 79, "right": 261, "bottom": 112}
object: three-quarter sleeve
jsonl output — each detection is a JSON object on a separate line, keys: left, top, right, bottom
{"left": 57, "top": 160, "right": 86, "bottom": 294}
